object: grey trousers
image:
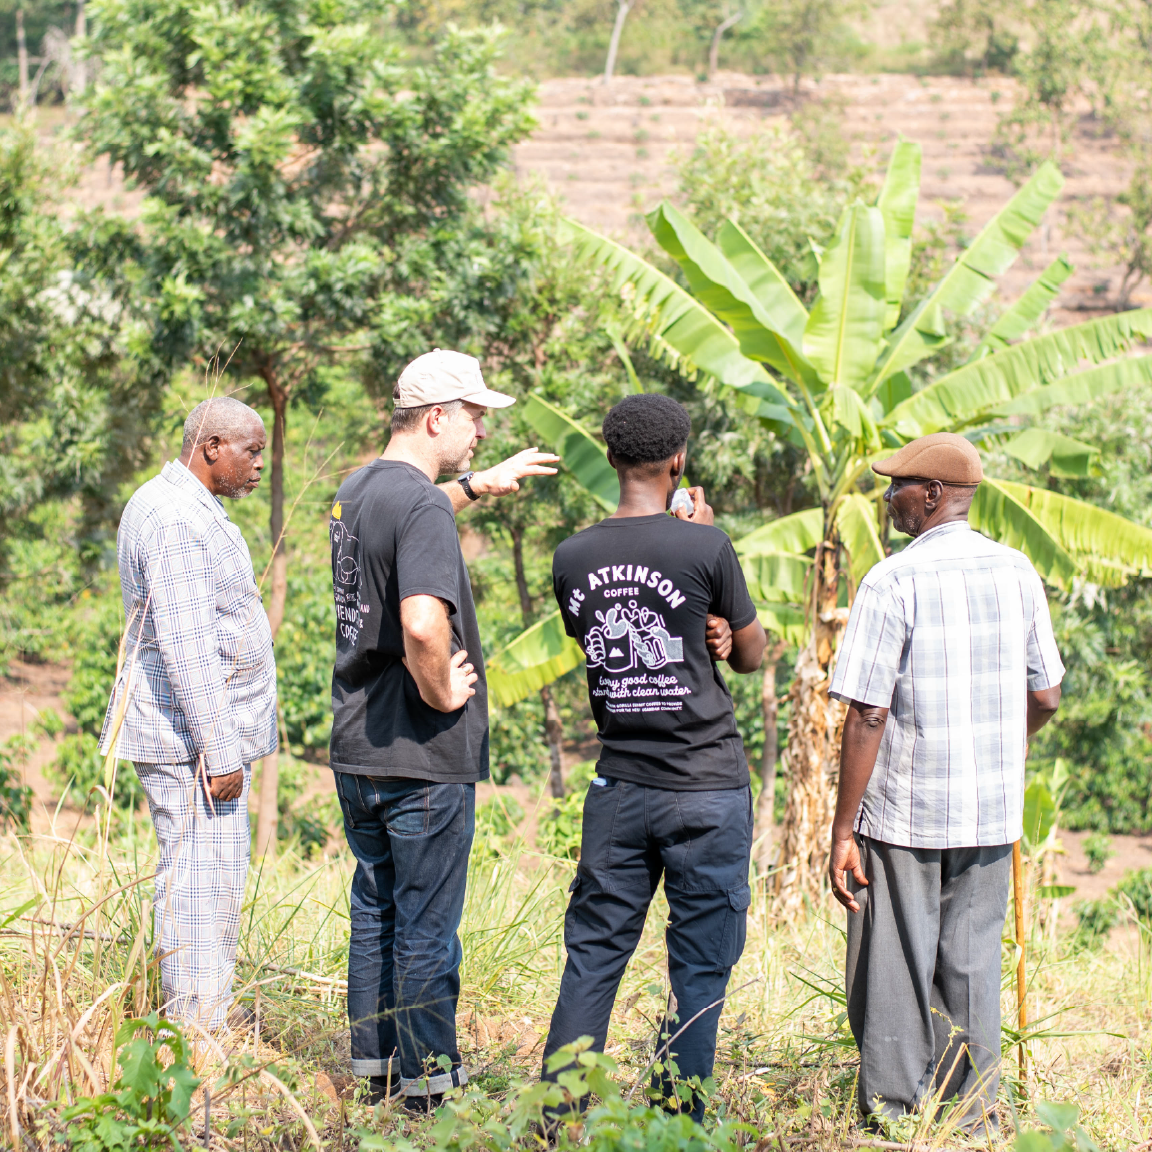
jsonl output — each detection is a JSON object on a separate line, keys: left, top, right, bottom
{"left": 845, "top": 836, "right": 1012, "bottom": 1131}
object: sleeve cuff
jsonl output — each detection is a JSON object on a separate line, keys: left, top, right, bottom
{"left": 400, "top": 587, "right": 460, "bottom": 616}
{"left": 729, "top": 607, "right": 759, "bottom": 631}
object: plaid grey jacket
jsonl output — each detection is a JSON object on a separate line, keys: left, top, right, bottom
{"left": 829, "top": 521, "right": 1064, "bottom": 849}
{"left": 99, "top": 461, "right": 277, "bottom": 775}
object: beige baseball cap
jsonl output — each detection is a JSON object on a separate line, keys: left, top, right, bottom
{"left": 394, "top": 349, "right": 515, "bottom": 410}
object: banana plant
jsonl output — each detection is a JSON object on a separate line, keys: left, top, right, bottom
{"left": 489, "top": 139, "right": 1152, "bottom": 903}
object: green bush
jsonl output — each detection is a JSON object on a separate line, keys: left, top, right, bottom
{"left": 1082, "top": 832, "right": 1114, "bottom": 874}
{"left": 47, "top": 733, "right": 143, "bottom": 809}
{"left": 1073, "top": 898, "right": 1119, "bottom": 944}
{"left": 1114, "top": 868, "right": 1152, "bottom": 922}
{"left": 276, "top": 569, "right": 335, "bottom": 756}
{"left": 538, "top": 789, "right": 584, "bottom": 860}
{"left": 0, "top": 736, "right": 33, "bottom": 832}
{"left": 64, "top": 594, "right": 124, "bottom": 739}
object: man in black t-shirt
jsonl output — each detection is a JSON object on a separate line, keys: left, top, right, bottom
{"left": 329, "top": 349, "right": 559, "bottom": 1109}
{"left": 543, "top": 394, "right": 766, "bottom": 1122}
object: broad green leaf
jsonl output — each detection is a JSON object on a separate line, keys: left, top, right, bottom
{"left": 993, "top": 478, "right": 1152, "bottom": 586}
{"left": 1003, "top": 428, "right": 1098, "bottom": 477}
{"left": 827, "top": 385, "right": 880, "bottom": 447}
{"left": 993, "top": 354, "right": 1152, "bottom": 417}
{"left": 564, "top": 217, "right": 772, "bottom": 392}
{"left": 647, "top": 201, "right": 815, "bottom": 385}
{"left": 803, "top": 202, "right": 886, "bottom": 389}
{"left": 522, "top": 393, "right": 619, "bottom": 513}
{"left": 972, "top": 255, "right": 1074, "bottom": 359}
{"left": 487, "top": 610, "right": 585, "bottom": 708}
{"left": 836, "top": 493, "right": 886, "bottom": 588}
{"left": 741, "top": 552, "right": 811, "bottom": 603}
{"left": 970, "top": 478, "right": 1079, "bottom": 590}
{"left": 876, "top": 139, "right": 921, "bottom": 331}
{"left": 1023, "top": 780, "right": 1056, "bottom": 847}
{"left": 1035, "top": 1102, "right": 1082, "bottom": 1137}
{"left": 876, "top": 160, "right": 1065, "bottom": 384}
{"left": 736, "top": 507, "right": 825, "bottom": 557}
{"left": 715, "top": 218, "right": 809, "bottom": 344}
{"left": 756, "top": 602, "right": 808, "bottom": 646}
{"left": 882, "top": 308, "right": 1152, "bottom": 436}
{"left": 1038, "top": 884, "right": 1076, "bottom": 899}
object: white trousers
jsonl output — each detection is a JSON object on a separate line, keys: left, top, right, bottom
{"left": 134, "top": 761, "right": 251, "bottom": 1031}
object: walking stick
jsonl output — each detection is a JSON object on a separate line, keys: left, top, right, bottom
{"left": 1012, "top": 839, "right": 1027, "bottom": 1083}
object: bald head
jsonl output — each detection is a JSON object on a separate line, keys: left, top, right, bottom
{"left": 183, "top": 396, "right": 264, "bottom": 453}
{"left": 179, "top": 397, "right": 267, "bottom": 499}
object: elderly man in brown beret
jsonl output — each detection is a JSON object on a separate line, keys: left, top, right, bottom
{"left": 826, "top": 433, "right": 1064, "bottom": 1134}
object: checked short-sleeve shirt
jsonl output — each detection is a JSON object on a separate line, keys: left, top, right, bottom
{"left": 99, "top": 461, "right": 277, "bottom": 776}
{"left": 829, "top": 521, "right": 1064, "bottom": 848}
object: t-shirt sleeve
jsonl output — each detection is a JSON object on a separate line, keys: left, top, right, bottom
{"left": 553, "top": 554, "right": 577, "bottom": 639}
{"left": 828, "top": 579, "right": 905, "bottom": 708}
{"left": 709, "top": 538, "right": 758, "bottom": 631}
{"left": 396, "top": 500, "right": 461, "bottom": 614}
{"left": 1025, "top": 568, "right": 1065, "bottom": 690}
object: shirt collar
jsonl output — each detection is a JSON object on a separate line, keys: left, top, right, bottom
{"left": 162, "top": 459, "right": 228, "bottom": 520}
{"left": 904, "top": 520, "right": 972, "bottom": 550}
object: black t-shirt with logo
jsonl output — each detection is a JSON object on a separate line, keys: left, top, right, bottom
{"left": 329, "top": 460, "right": 489, "bottom": 782}
{"left": 552, "top": 513, "right": 758, "bottom": 791}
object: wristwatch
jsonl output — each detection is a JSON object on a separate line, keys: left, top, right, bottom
{"left": 457, "top": 471, "right": 481, "bottom": 501}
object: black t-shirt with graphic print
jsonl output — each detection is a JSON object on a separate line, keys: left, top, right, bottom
{"left": 328, "top": 459, "right": 489, "bottom": 782}
{"left": 552, "top": 513, "right": 758, "bottom": 791}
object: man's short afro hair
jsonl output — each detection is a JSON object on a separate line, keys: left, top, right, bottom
{"left": 602, "top": 394, "right": 691, "bottom": 465}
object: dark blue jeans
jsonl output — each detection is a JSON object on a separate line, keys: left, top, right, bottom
{"left": 335, "top": 774, "right": 474, "bottom": 1093}
{"left": 542, "top": 778, "right": 753, "bottom": 1121}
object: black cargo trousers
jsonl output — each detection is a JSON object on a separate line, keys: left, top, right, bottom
{"left": 541, "top": 777, "right": 753, "bottom": 1122}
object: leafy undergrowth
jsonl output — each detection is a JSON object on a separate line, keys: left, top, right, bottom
{"left": 0, "top": 801, "right": 1149, "bottom": 1150}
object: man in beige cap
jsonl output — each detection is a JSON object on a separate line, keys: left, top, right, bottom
{"left": 327, "top": 349, "right": 558, "bottom": 1110}
{"left": 827, "top": 433, "right": 1064, "bottom": 1133}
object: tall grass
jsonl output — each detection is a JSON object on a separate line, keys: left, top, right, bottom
{"left": 0, "top": 795, "right": 1149, "bottom": 1149}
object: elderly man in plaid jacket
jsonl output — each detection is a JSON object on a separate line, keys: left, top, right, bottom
{"left": 827, "top": 433, "right": 1064, "bottom": 1135}
{"left": 100, "top": 396, "right": 276, "bottom": 1034}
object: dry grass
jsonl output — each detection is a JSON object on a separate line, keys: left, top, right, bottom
{"left": 0, "top": 795, "right": 1148, "bottom": 1150}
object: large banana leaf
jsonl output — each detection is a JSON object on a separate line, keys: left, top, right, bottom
{"left": 993, "top": 478, "right": 1152, "bottom": 586}
{"left": 522, "top": 393, "right": 619, "bottom": 512}
{"left": 882, "top": 308, "right": 1152, "bottom": 436}
{"left": 876, "top": 139, "right": 921, "bottom": 331}
{"left": 836, "top": 493, "right": 886, "bottom": 589}
{"left": 827, "top": 385, "right": 881, "bottom": 446}
{"left": 486, "top": 610, "right": 585, "bottom": 708}
{"left": 564, "top": 218, "right": 773, "bottom": 394}
{"left": 803, "top": 202, "right": 887, "bottom": 390}
{"left": 992, "top": 354, "right": 1152, "bottom": 417}
{"left": 647, "top": 201, "right": 814, "bottom": 386}
{"left": 715, "top": 218, "right": 809, "bottom": 346}
{"left": 741, "top": 552, "right": 811, "bottom": 603}
{"left": 1002, "top": 428, "right": 1097, "bottom": 477}
{"left": 736, "top": 507, "right": 825, "bottom": 557}
{"left": 972, "top": 255, "right": 1074, "bottom": 359}
{"left": 970, "top": 478, "right": 1079, "bottom": 591}
{"left": 875, "top": 160, "right": 1065, "bottom": 384}
{"left": 757, "top": 602, "right": 809, "bottom": 646}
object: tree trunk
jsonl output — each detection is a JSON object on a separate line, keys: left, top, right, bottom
{"left": 16, "top": 10, "right": 28, "bottom": 107}
{"left": 772, "top": 535, "right": 849, "bottom": 913}
{"left": 753, "top": 639, "right": 786, "bottom": 877}
{"left": 511, "top": 526, "right": 565, "bottom": 797}
{"left": 73, "top": 0, "right": 86, "bottom": 95}
{"left": 708, "top": 10, "right": 742, "bottom": 80}
{"left": 603, "top": 0, "right": 633, "bottom": 84}
{"left": 255, "top": 370, "right": 289, "bottom": 860}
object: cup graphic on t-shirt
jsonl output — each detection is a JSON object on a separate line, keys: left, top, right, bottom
{"left": 586, "top": 601, "right": 683, "bottom": 674}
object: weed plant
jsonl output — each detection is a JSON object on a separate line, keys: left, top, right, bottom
{"left": 0, "top": 800, "right": 1149, "bottom": 1150}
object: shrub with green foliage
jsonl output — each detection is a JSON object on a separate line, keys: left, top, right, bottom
{"left": 1082, "top": 832, "right": 1114, "bottom": 874}
{"left": 276, "top": 570, "right": 336, "bottom": 757}
{"left": 0, "top": 735, "right": 33, "bottom": 832}
{"left": 56, "top": 1013, "right": 201, "bottom": 1152}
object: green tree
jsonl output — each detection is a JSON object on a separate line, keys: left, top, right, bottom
{"left": 80, "top": 0, "right": 535, "bottom": 845}
{"left": 503, "top": 140, "right": 1152, "bottom": 905}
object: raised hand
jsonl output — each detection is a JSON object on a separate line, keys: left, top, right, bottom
{"left": 474, "top": 448, "right": 559, "bottom": 497}
{"left": 672, "top": 485, "right": 714, "bottom": 526}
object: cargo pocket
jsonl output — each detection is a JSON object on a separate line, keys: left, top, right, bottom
{"left": 718, "top": 883, "right": 751, "bottom": 970}
{"left": 563, "top": 872, "right": 583, "bottom": 950}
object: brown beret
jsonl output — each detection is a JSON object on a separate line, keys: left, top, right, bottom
{"left": 872, "top": 432, "right": 983, "bottom": 485}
